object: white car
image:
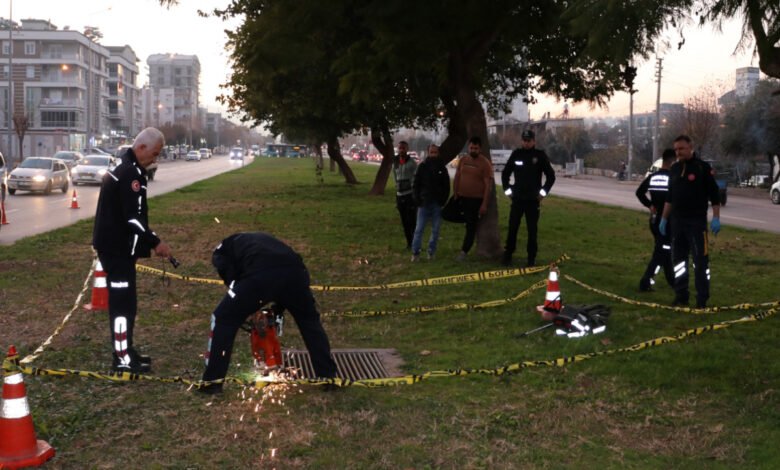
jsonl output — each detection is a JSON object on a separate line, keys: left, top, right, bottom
{"left": 7, "top": 157, "right": 70, "bottom": 195}
{"left": 199, "top": 148, "right": 212, "bottom": 159}
{"left": 771, "top": 179, "right": 779, "bottom": 205}
{"left": 186, "top": 150, "right": 202, "bottom": 161}
{"left": 71, "top": 155, "right": 116, "bottom": 185}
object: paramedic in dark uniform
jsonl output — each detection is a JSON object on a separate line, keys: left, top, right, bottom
{"left": 659, "top": 135, "right": 721, "bottom": 308}
{"left": 500, "top": 130, "right": 555, "bottom": 267}
{"left": 201, "top": 232, "right": 337, "bottom": 394}
{"left": 93, "top": 127, "right": 171, "bottom": 373}
{"left": 635, "top": 148, "right": 676, "bottom": 292}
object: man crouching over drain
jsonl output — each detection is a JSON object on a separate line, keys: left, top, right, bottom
{"left": 199, "top": 232, "right": 337, "bottom": 395}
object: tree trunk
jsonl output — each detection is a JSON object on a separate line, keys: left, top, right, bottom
{"left": 368, "top": 126, "right": 395, "bottom": 195}
{"left": 327, "top": 137, "right": 359, "bottom": 184}
{"left": 455, "top": 77, "right": 502, "bottom": 259}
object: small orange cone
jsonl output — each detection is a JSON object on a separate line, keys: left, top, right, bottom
{"left": 1, "top": 200, "right": 8, "bottom": 225}
{"left": 536, "top": 263, "right": 562, "bottom": 321}
{"left": 0, "top": 346, "right": 55, "bottom": 469}
{"left": 70, "top": 190, "right": 80, "bottom": 209}
{"left": 84, "top": 260, "right": 109, "bottom": 311}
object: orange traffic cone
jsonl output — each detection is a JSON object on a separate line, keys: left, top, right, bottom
{"left": 84, "top": 260, "right": 109, "bottom": 311}
{"left": 1, "top": 200, "right": 8, "bottom": 225}
{"left": 536, "top": 263, "right": 562, "bottom": 321}
{"left": 0, "top": 346, "right": 55, "bottom": 469}
{"left": 70, "top": 190, "right": 80, "bottom": 209}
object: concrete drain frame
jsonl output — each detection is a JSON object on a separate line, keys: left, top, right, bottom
{"left": 283, "top": 348, "right": 404, "bottom": 380}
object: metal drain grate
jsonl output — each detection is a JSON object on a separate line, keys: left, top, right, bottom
{"left": 283, "top": 348, "right": 403, "bottom": 380}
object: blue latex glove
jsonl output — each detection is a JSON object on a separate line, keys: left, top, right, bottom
{"left": 659, "top": 218, "right": 668, "bottom": 236}
{"left": 710, "top": 217, "right": 721, "bottom": 235}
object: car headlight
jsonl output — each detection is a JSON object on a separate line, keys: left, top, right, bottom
{"left": 32, "top": 175, "right": 46, "bottom": 182}
{"left": 71, "top": 167, "right": 79, "bottom": 174}
{"left": 97, "top": 168, "right": 107, "bottom": 176}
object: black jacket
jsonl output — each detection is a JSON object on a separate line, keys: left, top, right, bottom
{"left": 636, "top": 168, "right": 671, "bottom": 214}
{"left": 93, "top": 148, "right": 160, "bottom": 258}
{"left": 212, "top": 232, "right": 305, "bottom": 286}
{"left": 666, "top": 156, "right": 720, "bottom": 219}
{"left": 412, "top": 158, "right": 450, "bottom": 206}
{"left": 501, "top": 147, "right": 555, "bottom": 200}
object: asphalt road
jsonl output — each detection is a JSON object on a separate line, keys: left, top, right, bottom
{"left": 439, "top": 162, "right": 780, "bottom": 234}
{"left": 547, "top": 174, "right": 780, "bottom": 234}
{"left": 0, "top": 153, "right": 253, "bottom": 246}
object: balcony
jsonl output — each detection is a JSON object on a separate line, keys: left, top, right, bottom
{"left": 39, "top": 120, "right": 85, "bottom": 129}
{"left": 39, "top": 98, "right": 85, "bottom": 109}
{"left": 41, "top": 53, "right": 82, "bottom": 61}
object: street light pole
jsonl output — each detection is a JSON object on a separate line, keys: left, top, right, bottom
{"left": 6, "top": 0, "right": 13, "bottom": 167}
{"left": 62, "top": 64, "right": 70, "bottom": 149}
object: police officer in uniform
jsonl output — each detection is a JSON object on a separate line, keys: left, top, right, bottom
{"left": 635, "top": 149, "right": 676, "bottom": 291}
{"left": 93, "top": 127, "right": 171, "bottom": 373}
{"left": 660, "top": 135, "right": 721, "bottom": 308}
{"left": 501, "top": 130, "right": 556, "bottom": 267}
{"left": 201, "top": 232, "right": 337, "bottom": 394}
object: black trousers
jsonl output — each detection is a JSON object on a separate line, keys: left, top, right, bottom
{"left": 640, "top": 215, "right": 673, "bottom": 289}
{"left": 98, "top": 254, "right": 139, "bottom": 365}
{"left": 396, "top": 194, "right": 417, "bottom": 247}
{"left": 459, "top": 197, "right": 483, "bottom": 253}
{"left": 504, "top": 198, "right": 540, "bottom": 260}
{"left": 202, "top": 266, "right": 337, "bottom": 382}
{"left": 670, "top": 217, "right": 710, "bottom": 304}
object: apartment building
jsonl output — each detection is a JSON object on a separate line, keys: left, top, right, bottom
{"left": 106, "top": 45, "right": 142, "bottom": 142}
{"left": 147, "top": 53, "right": 200, "bottom": 131}
{"left": 0, "top": 18, "right": 112, "bottom": 161}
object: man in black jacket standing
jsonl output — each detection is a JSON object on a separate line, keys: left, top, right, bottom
{"left": 659, "top": 135, "right": 721, "bottom": 308}
{"left": 93, "top": 127, "right": 171, "bottom": 373}
{"left": 635, "top": 148, "right": 676, "bottom": 292}
{"left": 500, "top": 130, "right": 556, "bottom": 267}
{"left": 410, "top": 144, "right": 450, "bottom": 261}
{"left": 202, "top": 232, "right": 337, "bottom": 394}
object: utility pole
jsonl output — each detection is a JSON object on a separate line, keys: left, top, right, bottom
{"left": 6, "top": 0, "right": 13, "bottom": 167}
{"left": 622, "top": 64, "right": 637, "bottom": 181}
{"left": 652, "top": 57, "right": 663, "bottom": 162}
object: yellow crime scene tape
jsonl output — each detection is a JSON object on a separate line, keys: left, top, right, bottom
{"left": 563, "top": 274, "right": 780, "bottom": 314}
{"left": 4, "top": 308, "right": 775, "bottom": 389}
{"left": 20, "top": 259, "right": 96, "bottom": 365}
{"left": 135, "top": 254, "right": 571, "bottom": 291}
{"left": 324, "top": 279, "right": 547, "bottom": 317}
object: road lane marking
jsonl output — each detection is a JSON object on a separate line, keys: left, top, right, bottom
{"left": 721, "top": 215, "right": 766, "bottom": 224}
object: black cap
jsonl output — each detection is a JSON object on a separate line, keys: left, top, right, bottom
{"left": 522, "top": 130, "right": 535, "bottom": 140}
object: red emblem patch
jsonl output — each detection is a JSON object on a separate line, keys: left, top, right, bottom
{"left": 688, "top": 173, "right": 696, "bottom": 181}
{"left": 131, "top": 180, "right": 141, "bottom": 192}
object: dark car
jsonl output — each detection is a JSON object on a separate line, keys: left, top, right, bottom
{"left": 52, "top": 151, "right": 84, "bottom": 172}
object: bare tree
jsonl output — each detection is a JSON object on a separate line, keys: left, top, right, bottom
{"left": 663, "top": 85, "right": 725, "bottom": 158}
{"left": 12, "top": 114, "right": 29, "bottom": 161}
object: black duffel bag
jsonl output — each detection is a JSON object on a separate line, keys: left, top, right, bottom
{"left": 441, "top": 196, "right": 465, "bottom": 223}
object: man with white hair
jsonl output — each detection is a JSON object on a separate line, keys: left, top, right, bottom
{"left": 93, "top": 127, "right": 172, "bottom": 373}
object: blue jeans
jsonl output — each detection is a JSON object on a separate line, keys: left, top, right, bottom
{"left": 411, "top": 203, "right": 442, "bottom": 255}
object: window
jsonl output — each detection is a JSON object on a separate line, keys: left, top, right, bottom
{"left": 49, "top": 44, "right": 62, "bottom": 59}
{"left": 27, "top": 66, "right": 35, "bottom": 79}
{"left": 2, "top": 41, "right": 8, "bottom": 55}
{"left": 25, "top": 41, "right": 36, "bottom": 55}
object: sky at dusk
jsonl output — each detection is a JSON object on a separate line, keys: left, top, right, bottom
{"left": 9, "top": 0, "right": 762, "bottom": 123}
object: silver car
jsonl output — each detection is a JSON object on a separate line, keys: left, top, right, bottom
{"left": 186, "top": 150, "right": 202, "bottom": 161}
{"left": 71, "top": 155, "right": 116, "bottom": 185}
{"left": 7, "top": 157, "right": 70, "bottom": 195}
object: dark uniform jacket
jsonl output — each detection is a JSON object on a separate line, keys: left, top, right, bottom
{"left": 412, "top": 158, "right": 450, "bottom": 207}
{"left": 636, "top": 168, "right": 671, "bottom": 214}
{"left": 93, "top": 148, "right": 160, "bottom": 258}
{"left": 212, "top": 232, "right": 305, "bottom": 286}
{"left": 666, "top": 156, "right": 720, "bottom": 219}
{"left": 501, "top": 147, "right": 556, "bottom": 200}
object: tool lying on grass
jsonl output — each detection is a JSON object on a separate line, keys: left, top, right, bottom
{"left": 241, "top": 304, "right": 285, "bottom": 373}
{"left": 517, "top": 304, "right": 611, "bottom": 339}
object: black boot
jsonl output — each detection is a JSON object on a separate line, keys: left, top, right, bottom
{"left": 111, "top": 354, "right": 151, "bottom": 374}
{"left": 130, "top": 348, "right": 152, "bottom": 365}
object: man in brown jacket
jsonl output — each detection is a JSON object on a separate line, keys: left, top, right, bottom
{"left": 452, "top": 136, "right": 493, "bottom": 261}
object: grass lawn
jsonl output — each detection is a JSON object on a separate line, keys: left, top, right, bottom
{"left": 0, "top": 157, "right": 778, "bottom": 469}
